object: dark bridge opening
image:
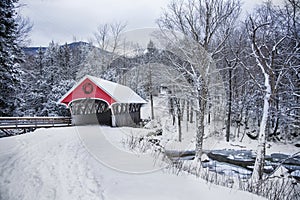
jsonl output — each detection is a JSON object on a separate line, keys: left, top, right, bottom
{"left": 69, "top": 99, "right": 112, "bottom": 126}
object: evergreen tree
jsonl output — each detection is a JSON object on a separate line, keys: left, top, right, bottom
{"left": 41, "top": 41, "right": 61, "bottom": 116}
{"left": 58, "top": 43, "right": 72, "bottom": 80}
{"left": 23, "top": 47, "right": 46, "bottom": 116}
{"left": 0, "top": 0, "right": 23, "bottom": 116}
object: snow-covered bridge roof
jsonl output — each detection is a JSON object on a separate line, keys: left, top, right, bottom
{"left": 59, "top": 75, "right": 146, "bottom": 106}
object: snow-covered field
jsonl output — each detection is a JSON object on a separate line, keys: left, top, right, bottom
{"left": 0, "top": 126, "right": 266, "bottom": 200}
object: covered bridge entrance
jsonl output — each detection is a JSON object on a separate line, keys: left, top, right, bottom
{"left": 59, "top": 75, "right": 146, "bottom": 127}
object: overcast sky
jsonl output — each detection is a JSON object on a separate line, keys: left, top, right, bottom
{"left": 18, "top": 0, "right": 283, "bottom": 47}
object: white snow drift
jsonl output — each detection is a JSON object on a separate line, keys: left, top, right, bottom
{"left": 0, "top": 126, "right": 265, "bottom": 200}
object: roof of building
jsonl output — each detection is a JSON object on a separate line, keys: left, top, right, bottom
{"left": 58, "top": 75, "right": 147, "bottom": 106}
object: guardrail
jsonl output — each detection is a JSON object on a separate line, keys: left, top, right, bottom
{"left": 0, "top": 117, "right": 72, "bottom": 129}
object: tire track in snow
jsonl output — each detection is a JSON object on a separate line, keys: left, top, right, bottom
{"left": 58, "top": 138, "right": 104, "bottom": 200}
{"left": 0, "top": 134, "right": 54, "bottom": 200}
{"left": 0, "top": 127, "right": 105, "bottom": 200}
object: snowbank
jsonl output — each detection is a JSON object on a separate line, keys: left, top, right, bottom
{"left": 0, "top": 126, "right": 265, "bottom": 200}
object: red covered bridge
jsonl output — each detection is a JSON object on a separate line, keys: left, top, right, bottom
{"left": 59, "top": 75, "right": 146, "bottom": 127}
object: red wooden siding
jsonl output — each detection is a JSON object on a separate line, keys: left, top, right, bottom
{"left": 60, "top": 78, "right": 116, "bottom": 106}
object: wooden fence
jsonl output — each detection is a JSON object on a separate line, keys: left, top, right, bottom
{"left": 0, "top": 117, "right": 72, "bottom": 130}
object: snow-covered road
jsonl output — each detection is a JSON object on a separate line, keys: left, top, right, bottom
{"left": 0, "top": 126, "right": 265, "bottom": 200}
{"left": 0, "top": 127, "right": 104, "bottom": 200}
{"left": 76, "top": 126, "right": 166, "bottom": 173}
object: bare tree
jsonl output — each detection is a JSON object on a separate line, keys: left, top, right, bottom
{"left": 245, "top": 1, "right": 300, "bottom": 184}
{"left": 247, "top": 17, "right": 274, "bottom": 183}
{"left": 14, "top": 2, "right": 33, "bottom": 47}
{"left": 222, "top": 29, "right": 246, "bottom": 142}
{"left": 157, "top": 0, "right": 241, "bottom": 55}
{"left": 157, "top": 0, "right": 238, "bottom": 159}
{"left": 94, "top": 23, "right": 110, "bottom": 50}
{"left": 15, "top": 15, "right": 33, "bottom": 47}
{"left": 93, "top": 21, "right": 127, "bottom": 53}
{"left": 159, "top": 35, "right": 221, "bottom": 160}
{"left": 110, "top": 21, "right": 127, "bottom": 53}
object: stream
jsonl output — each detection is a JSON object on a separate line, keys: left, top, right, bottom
{"left": 165, "top": 149, "right": 300, "bottom": 180}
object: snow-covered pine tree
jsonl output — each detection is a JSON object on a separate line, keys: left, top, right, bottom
{"left": 41, "top": 41, "right": 76, "bottom": 116}
{"left": 0, "top": 0, "right": 23, "bottom": 116}
{"left": 58, "top": 43, "right": 73, "bottom": 80}
{"left": 22, "top": 47, "right": 47, "bottom": 116}
{"left": 47, "top": 43, "right": 75, "bottom": 116}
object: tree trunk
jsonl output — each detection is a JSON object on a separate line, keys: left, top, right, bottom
{"left": 150, "top": 93, "right": 154, "bottom": 120}
{"left": 195, "top": 86, "right": 208, "bottom": 160}
{"left": 190, "top": 100, "right": 194, "bottom": 123}
{"left": 169, "top": 96, "right": 176, "bottom": 125}
{"left": 181, "top": 99, "right": 185, "bottom": 121}
{"left": 271, "top": 98, "right": 279, "bottom": 139}
{"left": 149, "top": 68, "right": 154, "bottom": 120}
{"left": 176, "top": 98, "right": 182, "bottom": 142}
{"left": 186, "top": 100, "right": 190, "bottom": 132}
{"left": 187, "top": 100, "right": 190, "bottom": 122}
{"left": 207, "top": 102, "right": 211, "bottom": 124}
{"left": 226, "top": 68, "right": 232, "bottom": 142}
{"left": 251, "top": 71, "right": 271, "bottom": 183}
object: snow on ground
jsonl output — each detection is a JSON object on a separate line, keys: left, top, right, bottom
{"left": 0, "top": 126, "right": 266, "bottom": 200}
{"left": 142, "top": 96, "right": 299, "bottom": 156}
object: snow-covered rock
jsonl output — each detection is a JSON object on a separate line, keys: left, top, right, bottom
{"left": 201, "top": 153, "right": 210, "bottom": 162}
{"left": 291, "top": 170, "right": 300, "bottom": 179}
{"left": 270, "top": 165, "right": 290, "bottom": 178}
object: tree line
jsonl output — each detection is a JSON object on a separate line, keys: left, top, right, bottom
{"left": 156, "top": 0, "right": 299, "bottom": 184}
